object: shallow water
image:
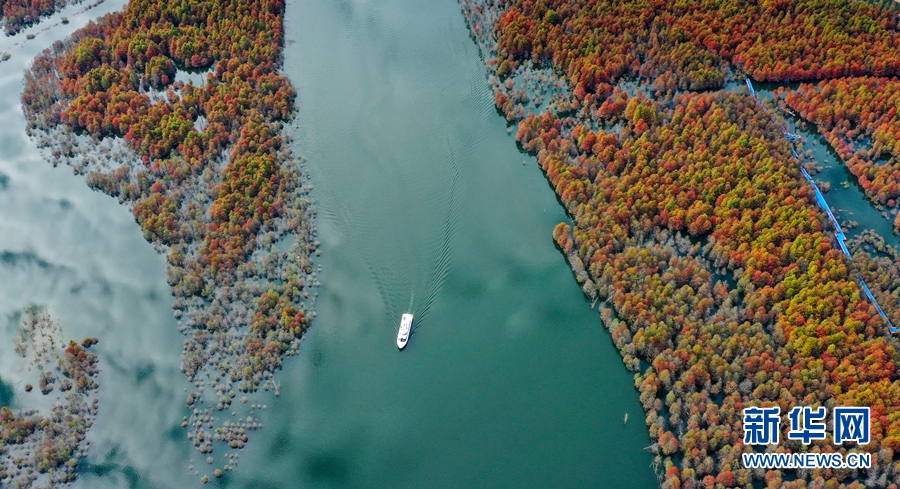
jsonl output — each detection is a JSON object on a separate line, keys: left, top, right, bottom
{"left": 0, "top": 0, "right": 657, "bottom": 487}
{"left": 713, "top": 83, "right": 900, "bottom": 250}
{"left": 0, "top": 2, "right": 200, "bottom": 488}
{"left": 770, "top": 101, "right": 900, "bottom": 248}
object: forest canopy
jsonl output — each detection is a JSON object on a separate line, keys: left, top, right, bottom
{"left": 21, "top": 0, "right": 318, "bottom": 480}
{"left": 495, "top": 0, "right": 900, "bottom": 93}
{"left": 462, "top": 0, "right": 900, "bottom": 486}
{"left": 781, "top": 77, "right": 900, "bottom": 231}
{"left": 0, "top": 0, "right": 77, "bottom": 34}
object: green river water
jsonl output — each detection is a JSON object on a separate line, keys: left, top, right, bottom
{"left": 0, "top": 0, "right": 659, "bottom": 487}
{"left": 3, "top": 1, "right": 896, "bottom": 487}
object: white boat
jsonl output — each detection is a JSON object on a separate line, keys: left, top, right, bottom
{"left": 397, "top": 313, "right": 413, "bottom": 350}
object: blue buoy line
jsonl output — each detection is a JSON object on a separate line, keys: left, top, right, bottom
{"left": 745, "top": 78, "right": 897, "bottom": 333}
{"left": 746, "top": 78, "right": 796, "bottom": 140}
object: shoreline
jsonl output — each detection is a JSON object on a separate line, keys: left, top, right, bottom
{"left": 0, "top": 306, "right": 101, "bottom": 487}
{"left": 459, "top": 0, "right": 900, "bottom": 486}
{"left": 19, "top": 0, "right": 320, "bottom": 482}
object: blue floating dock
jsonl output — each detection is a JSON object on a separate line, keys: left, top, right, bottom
{"left": 750, "top": 79, "right": 897, "bottom": 332}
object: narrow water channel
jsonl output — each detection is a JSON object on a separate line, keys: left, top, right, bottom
{"left": 753, "top": 85, "right": 900, "bottom": 249}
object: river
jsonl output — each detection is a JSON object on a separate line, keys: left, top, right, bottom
{"left": 3, "top": 0, "right": 898, "bottom": 486}
{"left": 0, "top": 0, "right": 657, "bottom": 487}
{"left": 227, "top": 0, "right": 657, "bottom": 486}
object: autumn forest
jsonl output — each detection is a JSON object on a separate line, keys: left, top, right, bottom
{"left": 8, "top": 0, "right": 900, "bottom": 485}
{"left": 19, "top": 0, "right": 319, "bottom": 481}
{"left": 463, "top": 0, "right": 900, "bottom": 487}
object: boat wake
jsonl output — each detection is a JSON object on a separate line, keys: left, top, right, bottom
{"left": 313, "top": 134, "right": 462, "bottom": 340}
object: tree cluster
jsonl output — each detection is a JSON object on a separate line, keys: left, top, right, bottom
{"left": 781, "top": 78, "right": 900, "bottom": 225}
{"left": 466, "top": 0, "right": 900, "bottom": 485}
{"left": 0, "top": 306, "right": 101, "bottom": 487}
{"left": 494, "top": 0, "right": 900, "bottom": 96}
{"left": 0, "top": 0, "right": 74, "bottom": 34}
{"left": 849, "top": 231, "right": 900, "bottom": 329}
{"left": 517, "top": 86, "right": 900, "bottom": 488}
{"left": 20, "top": 0, "right": 318, "bottom": 475}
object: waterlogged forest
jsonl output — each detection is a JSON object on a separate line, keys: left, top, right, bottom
{"left": 0, "top": 306, "right": 100, "bottom": 487}
{"left": 0, "top": 0, "right": 80, "bottom": 34}
{"left": 462, "top": 0, "right": 900, "bottom": 487}
{"left": 19, "top": 0, "right": 317, "bottom": 483}
{"left": 782, "top": 79, "right": 900, "bottom": 228}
